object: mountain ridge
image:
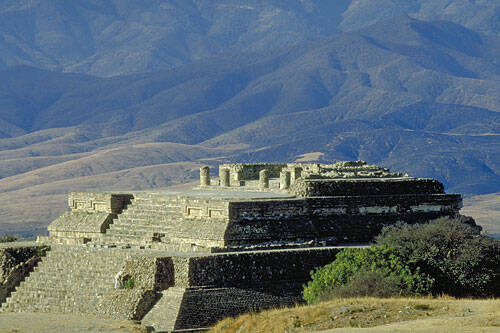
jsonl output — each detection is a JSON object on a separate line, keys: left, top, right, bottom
{"left": 0, "top": 5, "right": 499, "bottom": 236}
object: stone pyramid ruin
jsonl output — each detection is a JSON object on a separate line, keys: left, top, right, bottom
{"left": 1, "top": 162, "right": 464, "bottom": 331}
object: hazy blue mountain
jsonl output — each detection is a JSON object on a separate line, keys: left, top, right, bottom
{"left": 1, "top": 0, "right": 500, "bottom": 77}
{"left": 1, "top": 15, "right": 499, "bottom": 195}
{"left": 1, "top": 3, "right": 500, "bottom": 235}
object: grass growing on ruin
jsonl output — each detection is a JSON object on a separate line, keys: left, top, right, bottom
{"left": 122, "top": 277, "right": 135, "bottom": 289}
{"left": 210, "top": 297, "right": 500, "bottom": 333}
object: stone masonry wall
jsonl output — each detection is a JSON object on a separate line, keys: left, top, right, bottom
{"left": 290, "top": 178, "right": 445, "bottom": 197}
{"left": 68, "top": 192, "right": 133, "bottom": 214}
{"left": 143, "top": 247, "right": 344, "bottom": 331}
{"left": 98, "top": 256, "right": 174, "bottom": 320}
{"left": 129, "top": 193, "right": 230, "bottom": 250}
{"left": 185, "top": 248, "right": 341, "bottom": 288}
{"left": 219, "top": 163, "right": 287, "bottom": 183}
{"left": 224, "top": 194, "right": 462, "bottom": 245}
{"left": 45, "top": 193, "right": 133, "bottom": 245}
{"left": 0, "top": 244, "right": 49, "bottom": 303}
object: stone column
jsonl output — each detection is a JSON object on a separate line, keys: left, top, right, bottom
{"left": 289, "top": 167, "right": 301, "bottom": 182}
{"left": 200, "top": 166, "right": 210, "bottom": 186}
{"left": 259, "top": 169, "right": 269, "bottom": 190}
{"left": 280, "top": 170, "right": 291, "bottom": 190}
{"left": 221, "top": 168, "right": 230, "bottom": 187}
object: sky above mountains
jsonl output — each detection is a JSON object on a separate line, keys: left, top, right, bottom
{"left": 1, "top": 1, "right": 500, "bottom": 236}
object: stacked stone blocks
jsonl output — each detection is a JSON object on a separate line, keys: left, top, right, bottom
{"left": 1, "top": 161, "right": 468, "bottom": 332}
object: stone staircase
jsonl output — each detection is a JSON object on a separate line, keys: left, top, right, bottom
{"left": 141, "top": 287, "right": 186, "bottom": 332}
{"left": 0, "top": 245, "right": 128, "bottom": 314}
{"left": 92, "top": 194, "right": 184, "bottom": 249}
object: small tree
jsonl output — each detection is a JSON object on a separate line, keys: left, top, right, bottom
{"left": 302, "top": 246, "right": 433, "bottom": 304}
{"left": 376, "top": 217, "right": 500, "bottom": 297}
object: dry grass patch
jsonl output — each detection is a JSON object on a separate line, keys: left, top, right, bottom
{"left": 210, "top": 297, "right": 500, "bottom": 333}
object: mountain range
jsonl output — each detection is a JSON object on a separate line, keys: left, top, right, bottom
{"left": 0, "top": 1, "right": 499, "bottom": 237}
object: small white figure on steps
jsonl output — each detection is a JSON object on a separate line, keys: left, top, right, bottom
{"left": 114, "top": 270, "right": 124, "bottom": 289}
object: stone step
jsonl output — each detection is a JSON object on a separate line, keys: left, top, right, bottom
{"left": 37, "top": 261, "right": 122, "bottom": 268}
{"left": 110, "top": 217, "right": 185, "bottom": 228}
{"left": 10, "top": 287, "right": 110, "bottom": 299}
{"left": 1, "top": 302, "right": 82, "bottom": 314}
{"left": 30, "top": 266, "right": 122, "bottom": 276}
{"left": 105, "top": 228, "right": 167, "bottom": 238}
{"left": 21, "top": 273, "right": 117, "bottom": 287}
{"left": 3, "top": 297, "right": 100, "bottom": 314}
{"left": 23, "top": 274, "right": 115, "bottom": 286}
{"left": 122, "top": 206, "right": 180, "bottom": 212}
{"left": 110, "top": 220, "right": 174, "bottom": 227}
{"left": 3, "top": 245, "right": 130, "bottom": 315}
{"left": 6, "top": 287, "right": 108, "bottom": 303}
{"left": 41, "top": 249, "right": 128, "bottom": 258}
{"left": 110, "top": 223, "right": 176, "bottom": 231}
{"left": 121, "top": 205, "right": 181, "bottom": 212}
{"left": 99, "top": 234, "right": 153, "bottom": 243}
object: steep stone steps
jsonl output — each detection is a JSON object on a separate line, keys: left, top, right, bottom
{"left": 0, "top": 245, "right": 130, "bottom": 315}
{"left": 141, "top": 287, "right": 186, "bottom": 332}
{"left": 90, "top": 195, "right": 187, "bottom": 248}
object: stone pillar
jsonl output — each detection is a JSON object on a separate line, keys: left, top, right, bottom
{"left": 200, "top": 166, "right": 210, "bottom": 186}
{"left": 221, "top": 168, "right": 230, "bottom": 187}
{"left": 289, "top": 167, "right": 301, "bottom": 182}
{"left": 234, "top": 170, "right": 242, "bottom": 184}
{"left": 259, "top": 169, "right": 269, "bottom": 190}
{"left": 280, "top": 170, "right": 291, "bottom": 190}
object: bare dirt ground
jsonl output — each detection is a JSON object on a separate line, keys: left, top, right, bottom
{"left": 0, "top": 312, "right": 148, "bottom": 333}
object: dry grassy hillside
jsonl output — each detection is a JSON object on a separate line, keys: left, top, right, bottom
{"left": 462, "top": 193, "right": 500, "bottom": 238}
{"left": 210, "top": 297, "right": 500, "bottom": 333}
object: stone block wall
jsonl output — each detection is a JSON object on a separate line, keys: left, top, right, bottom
{"left": 185, "top": 248, "right": 341, "bottom": 288}
{"left": 142, "top": 247, "right": 343, "bottom": 331}
{"left": 0, "top": 244, "right": 49, "bottom": 303}
{"left": 224, "top": 194, "right": 462, "bottom": 246}
{"left": 47, "top": 211, "right": 114, "bottom": 244}
{"left": 45, "top": 193, "right": 133, "bottom": 245}
{"left": 290, "top": 178, "right": 445, "bottom": 197}
{"left": 219, "top": 163, "right": 287, "bottom": 184}
{"left": 129, "top": 193, "right": 231, "bottom": 250}
{"left": 98, "top": 256, "right": 174, "bottom": 320}
{"left": 69, "top": 192, "right": 133, "bottom": 214}
{"left": 173, "top": 285, "right": 302, "bottom": 329}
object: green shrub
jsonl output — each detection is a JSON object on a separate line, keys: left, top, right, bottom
{"left": 376, "top": 217, "right": 500, "bottom": 297}
{"left": 123, "top": 277, "right": 135, "bottom": 289}
{"left": 302, "top": 246, "right": 433, "bottom": 304}
{"left": 324, "top": 269, "right": 402, "bottom": 298}
{"left": 0, "top": 234, "right": 17, "bottom": 243}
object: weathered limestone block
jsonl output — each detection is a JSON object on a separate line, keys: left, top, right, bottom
{"left": 200, "top": 166, "right": 210, "bottom": 186}
{"left": 290, "top": 178, "right": 444, "bottom": 197}
{"left": 98, "top": 289, "right": 158, "bottom": 320}
{"left": 280, "top": 170, "right": 291, "bottom": 189}
{"left": 47, "top": 211, "right": 115, "bottom": 244}
{"left": 220, "top": 168, "right": 230, "bottom": 187}
{"left": 69, "top": 192, "right": 132, "bottom": 214}
{"left": 219, "top": 163, "right": 287, "bottom": 181}
{"left": 0, "top": 244, "right": 49, "bottom": 303}
{"left": 143, "top": 247, "right": 342, "bottom": 331}
{"left": 45, "top": 193, "right": 133, "bottom": 245}
{"left": 98, "top": 257, "right": 174, "bottom": 320}
{"left": 259, "top": 169, "right": 269, "bottom": 190}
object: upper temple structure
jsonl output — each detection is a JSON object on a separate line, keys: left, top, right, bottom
{"left": 1, "top": 161, "right": 466, "bottom": 332}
